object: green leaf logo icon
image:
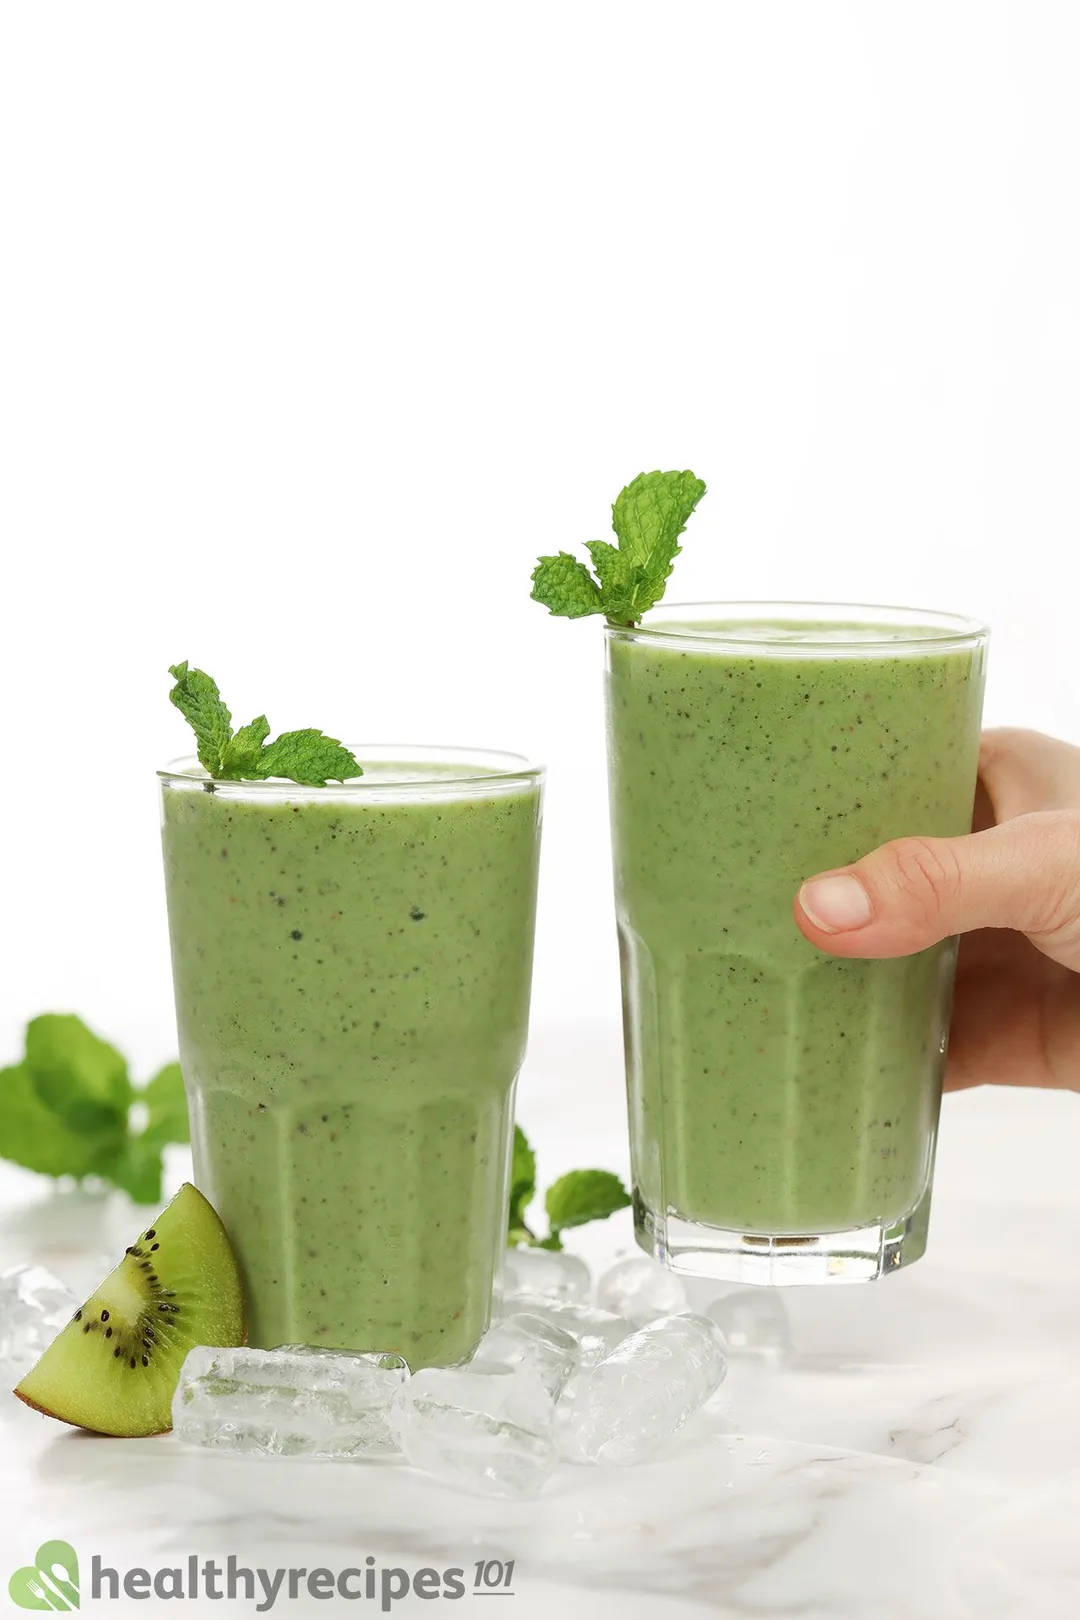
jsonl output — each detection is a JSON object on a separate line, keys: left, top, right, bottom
{"left": 8, "top": 1541, "right": 80, "bottom": 1610}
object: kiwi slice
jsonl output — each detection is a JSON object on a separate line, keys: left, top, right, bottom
{"left": 14, "top": 1182, "right": 245, "bottom": 1437}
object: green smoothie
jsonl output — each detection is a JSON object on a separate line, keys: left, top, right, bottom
{"left": 160, "top": 753, "right": 542, "bottom": 1366}
{"left": 605, "top": 610, "right": 987, "bottom": 1260}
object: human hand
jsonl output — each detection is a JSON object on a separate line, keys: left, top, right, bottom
{"left": 794, "top": 729, "right": 1080, "bottom": 1090}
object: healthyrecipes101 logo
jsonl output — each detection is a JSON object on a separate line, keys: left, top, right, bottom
{"left": 9, "top": 1541, "right": 80, "bottom": 1611}
{"left": 9, "top": 1542, "right": 519, "bottom": 1611}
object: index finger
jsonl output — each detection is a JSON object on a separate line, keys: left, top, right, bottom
{"left": 979, "top": 728, "right": 1080, "bottom": 822}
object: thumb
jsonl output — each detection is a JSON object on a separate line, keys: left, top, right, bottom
{"left": 794, "top": 810, "right": 1080, "bottom": 959}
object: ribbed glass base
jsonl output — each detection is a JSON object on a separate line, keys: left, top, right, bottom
{"left": 635, "top": 1183, "right": 932, "bottom": 1285}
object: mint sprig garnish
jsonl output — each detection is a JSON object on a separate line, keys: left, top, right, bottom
{"left": 0, "top": 1015, "right": 190, "bottom": 1205}
{"left": 168, "top": 663, "right": 362, "bottom": 786}
{"left": 531, "top": 469, "right": 707, "bottom": 627}
{"left": 507, "top": 1123, "right": 630, "bottom": 1250}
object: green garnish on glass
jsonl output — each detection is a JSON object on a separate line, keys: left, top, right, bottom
{"left": 530, "top": 468, "right": 707, "bottom": 626}
{"left": 168, "top": 662, "right": 362, "bottom": 787}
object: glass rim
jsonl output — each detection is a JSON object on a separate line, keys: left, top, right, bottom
{"left": 605, "top": 600, "right": 989, "bottom": 653}
{"left": 158, "top": 743, "right": 545, "bottom": 800}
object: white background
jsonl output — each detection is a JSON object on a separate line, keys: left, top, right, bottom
{"left": 2, "top": 1, "right": 1079, "bottom": 1102}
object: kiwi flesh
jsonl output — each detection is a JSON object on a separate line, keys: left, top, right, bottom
{"left": 14, "top": 1182, "right": 245, "bottom": 1437}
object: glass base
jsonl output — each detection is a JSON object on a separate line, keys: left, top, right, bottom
{"left": 635, "top": 1185, "right": 932, "bottom": 1286}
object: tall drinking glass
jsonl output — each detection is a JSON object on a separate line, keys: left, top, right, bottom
{"left": 160, "top": 747, "right": 543, "bottom": 1364}
{"left": 606, "top": 604, "right": 988, "bottom": 1283}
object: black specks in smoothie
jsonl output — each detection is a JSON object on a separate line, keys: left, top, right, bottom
{"left": 161, "top": 770, "right": 541, "bottom": 1367}
{"left": 608, "top": 628, "right": 983, "bottom": 1234}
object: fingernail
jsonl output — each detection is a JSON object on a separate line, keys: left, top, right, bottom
{"left": 799, "top": 873, "right": 873, "bottom": 933}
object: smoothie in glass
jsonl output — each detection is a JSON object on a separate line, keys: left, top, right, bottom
{"left": 160, "top": 749, "right": 543, "bottom": 1364}
{"left": 605, "top": 604, "right": 987, "bottom": 1283}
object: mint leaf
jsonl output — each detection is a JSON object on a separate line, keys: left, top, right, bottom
{"left": 530, "top": 553, "right": 603, "bottom": 618}
{"left": 584, "top": 538, "right": 638, "bottom": 626}
{"left": 530, "top": 469, "right": 706, "bottom": 626}
{"left": 25, "top": 1014, "right": 133, "bottom": 1116}
{"left": 140, "top": 1062, "right": 190, "bottom": 1148}
{"left": 507, "top": 1123, "right": 631, "bottom": 1248}
{"left": 18, "top": 1016, "right": 133, "bottom": 1176}
{"left": 511, "top": 1125, "right": 536, "bottom": 1200}
{"left": 168, "top": 662, "right": 233, "bottom": 776}
{"left": 545, "top": 1169, "right": 631, "bottom": 1236}
{"left": 0, "top": 1064, "right": 113, "bottom": 1179}
{"left": 100, "top": 1137, "right": 165, "bottom": 1206}
{"left": 0, "top": 1017, "right": 189, "bottom": 1202}
{"left": 250, "top": 730, "right": 363, "bottom": 787}
{"left": 223, "top": 714, "right": 271, "bottom": 775}
{"left": 611, "top": 468, "right": 706, "bottom": 574}
{"left": 169, "top": 663, "right": 363, "bottom": 786}
{"left": 507, "top": 1124, "right": 537, "bottom": 1244}
{"left": 603, "top": 469, "right": 707, "bottom": 625}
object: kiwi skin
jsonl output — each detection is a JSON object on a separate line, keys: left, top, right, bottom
{"left": 14, "top": 1182, "right": 245, "bottom": 1437}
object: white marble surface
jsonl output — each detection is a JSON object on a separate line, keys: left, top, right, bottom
{"left": 1, "top": 1024, "right": 1079, "bottom": 1619}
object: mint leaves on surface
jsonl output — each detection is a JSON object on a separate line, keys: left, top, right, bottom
{"left": 0, "top": 1015, "right": 191, "bottom": 1205}
{"left": 544, "top": 1169, "right": 632, "bottom": 1242}
{"left": 168, "top": 663, "right": 362, "bottom": 786}
{"left": 507, "top": 1125, "right": 538, "bottom": 1247}
{"left": 0, "top": 1026, "right": 627, "bottom": 1246}
{"left": 531, "top": 469, "right": 707, "bottom": 627}
{"left": 507, "top": 1123, "right": 630, "bottom": 1251}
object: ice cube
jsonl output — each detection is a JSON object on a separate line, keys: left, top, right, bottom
{"left": 596, "top": 1256, "right": 688, "bottom": 1326}
{"left": 557, "top": 1312, "right": 728, "bottom": 1465}
{"left": 705, "top": 1288, "right": 791, "bottom": 1362}
{"left": 392, "top": 1364, "right": 556, "bottom": 1499}
{"left": 473, "top": 1311, "right": 579, "bottom": 1401}
{"left": 506, "top": 1297, "right": 630, "bottom": 1369}
{"left": 275, "top": 1342, "right": 409, "bottom": 1369}
{"left": 172, "top": 1344, "right": 409, "bottom": 1458}
{"left": 501, "top": 1247, "right": 591, "bottom": 1305}
{"left": 0, "top": 1264, "right": 79, "bottom": 1384}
